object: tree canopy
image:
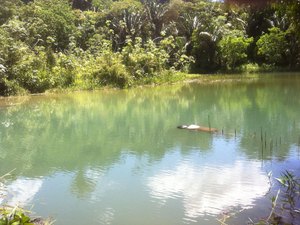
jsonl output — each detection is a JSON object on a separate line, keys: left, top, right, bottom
{"left": 0, "top": 0, "right": 299, "bottom": 95}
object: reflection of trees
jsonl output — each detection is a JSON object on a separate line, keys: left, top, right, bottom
{"left": 179, "top": 75, "right": 300, "bottom": 160}
{"left": 70, "top": 169, "right": 99, "bottom": 199}
{"left": 237, "top": 75, "right": 300, "bottom": 159}
{"left": 0, "top": 75, "right": 300, "bottom": 184}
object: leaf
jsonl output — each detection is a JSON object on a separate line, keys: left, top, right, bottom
{"left": 275, "top": 178, "right": 287, "bottom": 186}
{"left": 21, "top": 215, "right": 30, "bottom": 223}
{"left": 0, "top": 219, "right": 8, "bottom": 225}
{"left": 11, "top": 222, "right": 20, "bottom": 225}
{"left": 271, "top": 196, "right": 276, "bottom": 203}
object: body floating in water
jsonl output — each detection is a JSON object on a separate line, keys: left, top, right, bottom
{"left": 177, "top": 124, "right": 218, "bottom": 133}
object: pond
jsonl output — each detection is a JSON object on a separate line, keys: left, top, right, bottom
{"left": 0, "top": 73, "right": 300, "bottom": 225}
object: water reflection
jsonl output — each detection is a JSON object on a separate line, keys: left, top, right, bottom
{"left": 0, "top": 178, "right": 42, "bottom": 206}
{"left": 70, "top": 168, "right": 104, "bottom": 199}
{"left": 148, "top": 159, "right": 269, "bottom": 219}
{"left": 97, "top": 207, "right": 115, "bottom": 225}
{"left": 1, "top": 77, "right": 300, "bottom": 177}
{"left": 0, "top": 74, "right": 300, "bottom": 224}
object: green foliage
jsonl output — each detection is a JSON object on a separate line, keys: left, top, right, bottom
{"left": 143, "top": 0, "right": 169, "bottom": 39}
{"left": 25, "top": 0, "right": 76, "bottom": 50}
{"left": 0, "top": 0, "right": 23, "bottom": 26}
{"left": 276, "top": 171, "right": 300, "bottom": 213}
{"left": 104, "top": 0, "right": 145, "bottom": 50}
{"left": 73, "top": 10, "right": 99, "bottom": 50}
{"left": 0, "top": 172, "right": 52, "bottom": 225}
{"left": 0, "top": 206, "right": 53, "bottom": 225}
{"left": 0, "top": 0, "right": 299, "bottom": 95}
{"left": 256, "top": 27, "right": 288, "bottom": 65}
{"left": 251, "top": 171, "right": 300, "bottom": 225}
{"left": 110, "top": 0, "right": 142, "bottom": 14}
{"left": 79, "top": 36, "right": 188, "bottom": 88}
{"left": 0, "top": 79, "right": 27, "bottom": 96}
{"left": 218, "top": 31, "right": 253, "bottom": 69}
{"left": 191, "top": 31, "right": 218, "bottom": 72}
{"left": 276, "top": 0, "right": 300, "bottom": 38}
{"left": 67, "top": 40, "right": 131, "bottom": 88}
{"left": 122, "top": 37, "right": 169, "bottom": 78}
{"left": 92, "top": 0, "right": 113, "bottom": 11}
{"left": 90, "top": 53, "right": 131, "bottom": 88}
{"left": 0, "top": 207, "right": 34, "bottom": 225}
{"left": 0, "top": 29, "right": 29, "bottom": 95}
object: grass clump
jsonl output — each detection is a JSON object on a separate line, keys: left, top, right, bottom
{"left": 0, "top": 206, "right": 53, "bottom": 225}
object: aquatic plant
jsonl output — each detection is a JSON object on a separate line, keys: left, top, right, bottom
{"left": 0, "top": 206, "right": 41, "bottom": 225}
{"left": 275, "top": 171, "right": 300, "bottom": 221}
{"left": 249, "top": 170, "right": 300, "bottom": 225}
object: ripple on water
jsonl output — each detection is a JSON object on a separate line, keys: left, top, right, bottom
{"left": 96, "top": 207, "right": 115, "bottom": 225}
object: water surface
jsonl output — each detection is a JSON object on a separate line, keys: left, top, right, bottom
{"left": 1, "top": 73, "right": 300, "bottom": 224}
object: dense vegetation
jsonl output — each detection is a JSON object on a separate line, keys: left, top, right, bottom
{"left": 0, "top": 0, "right": 299, "bottom": 95}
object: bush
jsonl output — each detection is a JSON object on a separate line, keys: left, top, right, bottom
{"left": 0, "top": 78, "right": 27, "bottom": 96}
{"left": 53, "top": 52, "right": 77, "bottom": 87}
{"left": 12, "top": 49, "right": 56, "bottom": 93}
{"left": 91, "top": 54, "right": 131, "bottom": 88}
{"left": 218, "top": 31, "right": 253, "bottom": 70}
{"left": 256, "top": 27, "right": 288, "bottom": 66}
{"left": 80, "top": 40, "right": 132, "bottom": 88}
{"left": 122, "top": 37, "right": 169, "bottom": 79}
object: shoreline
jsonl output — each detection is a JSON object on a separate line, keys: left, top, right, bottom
{"left": 0, "top": 71, "right": 299, "bottom": 100}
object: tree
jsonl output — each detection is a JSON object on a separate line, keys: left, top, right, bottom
{"left": 91, "top": 0, "right": 113, "bottom": 11}
{"left": 276, "top": 0, "right": 300, "bottom": 37}
{"left": 0, "top": 27, "right": 29, "bottom": 95}
{"left": 187, "top": 1, "right": 226, "bottom": 71}
{"left": 72, "top": 0, "right": 92, "bottom": 11}
{"left": 218, "top": 30, "right": 253, "bottom": 69}
{"left": 256, "top": 27, "right": 288, "bottom": 65}
{"left": 0, "top": 0, "right": 23, "bottom": 25}
{"left": 103, "top": 0, "right": 145, "bottom": 50}
{"left": 191, "top": 31, "right": 218, "bottom": 71}
{"left": 24, "top": 0, "right": 76, "bottom": 50}
{"left": 274, "top": 0, "right": 300, "bottom": 67}
{"left": 143, "top": 0, "right": 169, "bottom": 39}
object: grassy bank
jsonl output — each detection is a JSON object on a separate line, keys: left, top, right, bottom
{"left": 3, "top": 69, "right": 300, "bottom": 97}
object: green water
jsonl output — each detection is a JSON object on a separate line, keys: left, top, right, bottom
{"left": 1, "top": 73, "right": 300, "bottom": 224}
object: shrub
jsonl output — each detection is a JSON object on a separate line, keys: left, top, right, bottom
{"left": 91, "top": 54, "right": 131, "bottom": 88}
{"left": 12, "top": 49, "right": 55, "bottom": 93}
{"left": 218, "top": 31, "right": 253, "bottom": 70}
{"left": 256, "top": 27, "right": 288, "bottom": 66}
{"left": 0, "top": 78, "right": 27, "bottom": 96}
{"left": 122, "top": 37, "right": 169, "bottom": 79}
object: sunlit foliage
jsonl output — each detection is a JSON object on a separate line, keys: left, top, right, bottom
{"left": 0, "top": 0, "right": 299, "bottom": 95}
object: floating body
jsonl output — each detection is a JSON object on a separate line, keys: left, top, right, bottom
{"left": 177, "top": 124, "right": 218, "bottom": 133}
